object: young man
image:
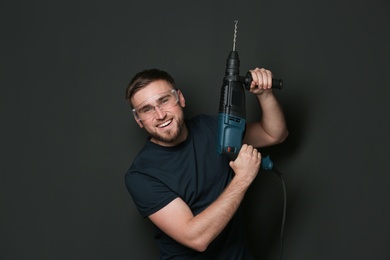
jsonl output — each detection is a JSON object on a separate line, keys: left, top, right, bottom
{"left": 125, "top": 68, "right": 288, "bottom": 259}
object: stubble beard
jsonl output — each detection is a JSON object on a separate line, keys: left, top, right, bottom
{"left": 149, "top": 112, "right": 185, "bottom": 145}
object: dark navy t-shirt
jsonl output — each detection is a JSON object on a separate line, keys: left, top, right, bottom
{"left": 125, "top": 114, "right": 254, "bottom": 259}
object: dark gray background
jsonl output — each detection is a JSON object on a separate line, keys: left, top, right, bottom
{"left": 1, "top": 0, "right": 389, "bottom": 259}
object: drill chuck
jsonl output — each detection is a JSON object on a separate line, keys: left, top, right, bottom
{"left": 224, "top": 51, "right": 241, "bottom": 80}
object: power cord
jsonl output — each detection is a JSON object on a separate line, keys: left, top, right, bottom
{"left": 271, "top": 167, "right": 287, "bottom": 260}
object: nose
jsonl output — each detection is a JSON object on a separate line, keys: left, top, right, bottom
{"left": 154, "top": 105, "right": 166, "bottom": 119}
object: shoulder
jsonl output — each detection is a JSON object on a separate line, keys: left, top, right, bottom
{"left": 187, "top": 114, "right": 218, "bottom": 130}
{"left": 186, "top": 114, "right": 218, "bottom": 139}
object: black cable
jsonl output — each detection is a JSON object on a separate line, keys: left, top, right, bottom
{"left": 271, "top": 167, "right": 287, "bottom": 260}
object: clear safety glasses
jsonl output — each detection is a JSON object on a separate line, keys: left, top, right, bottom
{"left": 132, "top": 89, "right": 179, "bottom": 121}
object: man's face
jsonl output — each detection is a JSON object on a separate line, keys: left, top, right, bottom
{"left": 131, "top": 80, "right": 186, "bottom": 146}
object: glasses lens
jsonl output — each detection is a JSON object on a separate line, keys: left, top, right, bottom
{"left": 133, "top": 89, "right": 178, "bottom": 121}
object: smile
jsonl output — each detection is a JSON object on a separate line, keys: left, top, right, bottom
{"left": 157, "top": 119, "right": 172, "bottom": 128}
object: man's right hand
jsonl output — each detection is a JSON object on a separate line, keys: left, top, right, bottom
{"left": 229, "top": 144, "right": 261, "bottom": 186}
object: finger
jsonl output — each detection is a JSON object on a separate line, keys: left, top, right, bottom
{"left": 249, "top": 69, "right": 258, "bottom": 89}
{"left": 247, "top": 145, "right": 256, "bottom": 156}
{"left": 256, "top": 69, "right": 264, "bottom": 89}
{"left": 265, "top": 69, "right": 273, "bottom": 89}
{"left": 240, "top": 144, "right": 248, "bottom": 153}
{"left": 261, "top": 68, "right": 272, "bottom": 89}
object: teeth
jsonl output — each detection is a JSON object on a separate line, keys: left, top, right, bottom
{"left": 158, "top": 120, "right": 172, "bottom": 128}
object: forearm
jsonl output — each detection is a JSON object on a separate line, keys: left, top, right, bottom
{"left": 185, "top": 176, "right": 249, "bottom": 251}
{"left": 149, "top": 176, "right": 250, "bottom": 252}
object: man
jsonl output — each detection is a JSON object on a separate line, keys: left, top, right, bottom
{"left": 125, "top": 68, "right": 288, "bottom": 259}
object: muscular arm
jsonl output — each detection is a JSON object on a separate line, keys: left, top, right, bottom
{"left": 243, "top": 68, "right": 289, "bottom": 147}
{"left": 148, "top": 144, "right": 261, "bottom": 252}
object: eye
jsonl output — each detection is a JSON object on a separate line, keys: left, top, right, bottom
{"left": 139, "top": 106, "right": 153, "bottom": 114}
{"left": 161, "top": 97, "right": 170, "bottom": 104}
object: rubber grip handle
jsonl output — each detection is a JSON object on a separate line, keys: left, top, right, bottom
{"left": 244, "top": 71, "right": 283, "bottom": 90}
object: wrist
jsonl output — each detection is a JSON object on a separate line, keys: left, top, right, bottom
{"left": 256, "top": 90, "right": 274, "bottom": 99}
{"left": 229, "top": 173, "right": 253, "bottom": 191}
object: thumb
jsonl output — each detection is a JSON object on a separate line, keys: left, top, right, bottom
{"left": 229, "top": 160, "right": 234, "bottom": 169}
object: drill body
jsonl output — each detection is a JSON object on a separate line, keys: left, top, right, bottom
{"left": 217, "top": 50, "right": 274, "bottom": 170}
{"left": 217, "top": 50, "right": 246, "bottom": 161}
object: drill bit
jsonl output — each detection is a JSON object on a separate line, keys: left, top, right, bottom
{"left": 232, "top": 20, "right": 238, "bottom": 51}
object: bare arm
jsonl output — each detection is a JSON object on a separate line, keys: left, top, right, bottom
{"left": 148, "top": 144, "right": 261, "bottom": 252}
{"left": 243, "top": 68, "right": 289, "bottom": 147}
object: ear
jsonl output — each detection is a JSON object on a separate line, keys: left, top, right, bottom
{"left": 177, "top": 90, "right": 186, "bottom": 108}
{"left": 134, "top": 116, "right": 144, "bottom": 128}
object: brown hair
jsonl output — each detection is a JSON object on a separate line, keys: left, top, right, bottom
{"left": 125, "top": 69, "right": 176, "bottom": 108}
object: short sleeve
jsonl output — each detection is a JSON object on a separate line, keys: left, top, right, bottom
{"left": 125, "top": 170, "right": 178, "bottom": 218}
